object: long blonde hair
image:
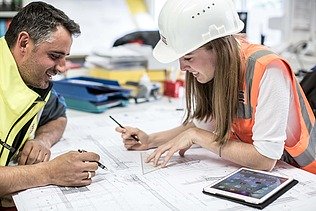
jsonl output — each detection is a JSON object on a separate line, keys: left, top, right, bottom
{"left": 183, "top": 35, "right": 243, "bottom": 145}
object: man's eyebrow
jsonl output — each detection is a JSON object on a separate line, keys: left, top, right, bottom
{"left": 50, "top": 51, "right": 69, "bottom": 56}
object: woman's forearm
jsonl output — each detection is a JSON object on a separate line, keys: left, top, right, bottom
{"left": 148, "top": 122, "right": 195, "bottom": 148}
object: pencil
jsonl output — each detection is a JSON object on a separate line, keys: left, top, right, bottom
{"left": 109, "top": 115, "right": 140, "bottom": 142}
{"left": 78, "top": 149, "right": 107, "bottom": 170}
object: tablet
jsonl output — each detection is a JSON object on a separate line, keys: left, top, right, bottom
{"left": 203, "top": 167, "right": 294, "bottom": 205}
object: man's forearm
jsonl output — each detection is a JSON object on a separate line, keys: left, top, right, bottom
{"left": 0, "top": 164, "right": 50, "bottom": 196}
{"left": 34, "top": 117, "right": 67, "bottom": 148}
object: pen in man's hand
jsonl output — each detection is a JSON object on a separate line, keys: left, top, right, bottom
{"left": 78, "top": 149, "right": 107, "bottom": 170}
{"left": 109, "top": 115, "right": 140, "bottom": 142}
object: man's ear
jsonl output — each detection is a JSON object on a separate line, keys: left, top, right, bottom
{"left": 16, "top": 31, "right": 30, "bottom": 53}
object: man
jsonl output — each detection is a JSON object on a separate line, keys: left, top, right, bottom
{"left": 0, "top": 1, "right": 100, "bottom": 208}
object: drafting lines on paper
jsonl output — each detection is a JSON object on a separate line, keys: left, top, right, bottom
{"left": 140, "top": 151, "right": 201, "bottom": 175}
{"left": 87, "top": 135, "right": 129, "bottom": 170}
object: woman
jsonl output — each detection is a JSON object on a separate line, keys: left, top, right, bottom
{"left": 115, "top": 0, "right": 316, "bottom": 173}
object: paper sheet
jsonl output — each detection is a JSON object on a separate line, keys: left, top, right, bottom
{"left": 13, "top": 104, "right": 316, "bottom": 211}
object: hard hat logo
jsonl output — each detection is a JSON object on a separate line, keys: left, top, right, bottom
{"left": 202, "top": 25, "right": 227, "bottom": 41}
{"left": 153, "top": 0, "right": 244, "bottom": 64}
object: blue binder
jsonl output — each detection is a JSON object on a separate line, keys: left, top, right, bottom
{"left": 53, "top": 77, "right": 131, "bottom": 113}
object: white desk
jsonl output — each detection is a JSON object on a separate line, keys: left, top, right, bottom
{"left": 13, "top": 98, "right": 316, "bottom": 211}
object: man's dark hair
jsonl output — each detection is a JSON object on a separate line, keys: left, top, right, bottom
{"left": 5, "top": 1, "right": 81, "bottom": 48}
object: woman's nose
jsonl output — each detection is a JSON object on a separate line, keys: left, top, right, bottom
{"left": 179, "top": 58, "right": 188, "bottom": 71}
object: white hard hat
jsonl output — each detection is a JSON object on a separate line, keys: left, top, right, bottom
{"left": 153, "top": 0, "right": 244, "bottom": 63}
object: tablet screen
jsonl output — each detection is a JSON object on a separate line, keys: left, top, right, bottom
{"left": 203, "top": 168, "right": 293, "bottom": 204}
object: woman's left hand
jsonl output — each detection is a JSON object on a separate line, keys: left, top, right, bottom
{"left": 145, "top": 130, "right": 194, "bottom": 167}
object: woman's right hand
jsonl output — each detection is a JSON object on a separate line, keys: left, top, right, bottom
{"left": 115, "top": 126, "right": 150, "bottom": 150}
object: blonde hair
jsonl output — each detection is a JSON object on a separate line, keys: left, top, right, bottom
{"left": 183, "top": 35, "right": 243, "bottom": 145}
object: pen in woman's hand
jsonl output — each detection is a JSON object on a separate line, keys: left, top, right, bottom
{"left": 109, "top": 116, "right": 140, "bottom": 142}
{"left": 78, "top": 149, "right": 107, "bottom": 170}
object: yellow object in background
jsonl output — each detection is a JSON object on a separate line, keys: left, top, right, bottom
{"left": 89, "top": 67, "right": 146, "bottom": 85}
{"left": 89, "top": 68, "right": 166, "bottom": 85}
{"left": 125, "top": 0, "right": 147, "bottom": 14}
{"left": 147, "top": 70, "right": 166, "bottom": 82}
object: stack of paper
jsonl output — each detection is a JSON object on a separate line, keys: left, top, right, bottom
{"left": 86, "top": 44, "right": 147, "bottom": 69}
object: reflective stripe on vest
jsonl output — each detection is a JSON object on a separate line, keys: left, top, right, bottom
{"left": 237, "top": 49, "right": 316, "bottom": 173}
{"left": 292, "top": 80, "right": 315, "bottom": 168}
{"left": 237, "top": 50, "right": 274, "bottom": 119}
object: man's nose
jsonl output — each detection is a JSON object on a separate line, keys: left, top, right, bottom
{"left": 55, "top": 58, "right": 68, "bottom": 73}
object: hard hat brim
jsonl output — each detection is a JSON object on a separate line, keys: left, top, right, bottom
{"left": 153, "top": 40, "right": 181, "bottom": 64}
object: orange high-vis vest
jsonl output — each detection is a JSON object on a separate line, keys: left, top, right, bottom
{"left": 232, "top": 44, "right": 316, "bottom": 174}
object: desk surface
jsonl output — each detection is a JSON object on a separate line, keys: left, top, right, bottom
{"left": 13, "top": 98, "right": 316, "bottom": 211}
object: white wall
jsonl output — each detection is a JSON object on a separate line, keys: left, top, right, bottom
{"left": 24, "top": 0, "right": 137, "bottom": 56}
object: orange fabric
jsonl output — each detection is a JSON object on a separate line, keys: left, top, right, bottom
{"left": 303, "top": 162, "right": 316, "bottom": 174}
{"left": 232, "top": 43, "right": 316, "bottom": 173}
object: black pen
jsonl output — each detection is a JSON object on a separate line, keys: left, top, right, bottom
{"left": 78, "top": 149, "right": 107, "bottom": 170}
{"left": 109, "top": 115, "right": 140, "bottom": 142}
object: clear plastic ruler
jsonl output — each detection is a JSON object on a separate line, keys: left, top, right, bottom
{"left": 140, "top": 151, "right": 162, "bottom": 175}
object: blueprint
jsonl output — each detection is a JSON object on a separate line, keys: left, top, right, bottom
{"left": 13, "top": 105, "right": 316, "bottom": 211}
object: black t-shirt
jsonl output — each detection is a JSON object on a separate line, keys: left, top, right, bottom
{"left": 38, "top": 88, "right": 67, "bottom": 126}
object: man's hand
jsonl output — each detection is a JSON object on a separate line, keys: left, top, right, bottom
{"left": 18, "top": 139, "right": 51, "bottom": 165}
{"left": 17, "top": 116, "right": 67, "bottom": 165}
{"left": 47, "top": 151, "right": 100, "bottom": 187}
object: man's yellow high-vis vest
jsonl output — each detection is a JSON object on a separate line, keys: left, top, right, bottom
{"left": 0, "top": 37, "right": 47, "bottom": 166}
